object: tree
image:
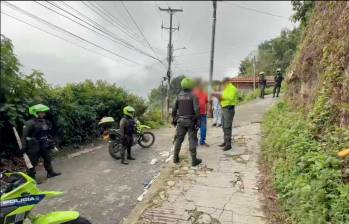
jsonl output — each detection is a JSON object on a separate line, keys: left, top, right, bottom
{"left": 291, "top": 0, "right": 315, "bottom": 26}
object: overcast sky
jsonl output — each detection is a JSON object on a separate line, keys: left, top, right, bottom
{"left": 1, "top": 1, "right": 296, "bottom": 97}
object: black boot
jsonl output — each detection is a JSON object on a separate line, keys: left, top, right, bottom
{"left": 192, "top": 158, "right": 202, "bottom": 167}
{"left": 127, "top": 147, "right": 135, "bottom": 160}
{"left": 127, "top": 156, "right": 136, "bottom": 160}
{"left": 121, "top": 160, "right": 129, "bottom": 165}
{"left": 47, "top": 171, "right": 61, "bottom": 178}
{"left": 173, "top": 155, "right": 180, "bottom": 164}
{"left": 222, "top": 145, "right": 232, "bottom": 151}
{"left": 218, "top": 142, "right": 225, "bottom": 147}
{"left": 190, "top": 150, "right": 202, "bottom": 167}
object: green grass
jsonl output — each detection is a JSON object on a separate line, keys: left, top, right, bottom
{"left": 262, "top": 101, "right": 349, "bottom": 224}
{"left": 238, "top": 87, "right": 274, "bottom": 104}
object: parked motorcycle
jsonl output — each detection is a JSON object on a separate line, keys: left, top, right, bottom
{"left": 99, "top": 117, "right": 155, "bottom": 160}
{"left": 0, "top": 172, "right": 91, "bottom": 224}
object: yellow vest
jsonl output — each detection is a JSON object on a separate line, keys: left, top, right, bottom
{"left": 221, "top": 83, "right": 238, "bottom": 107}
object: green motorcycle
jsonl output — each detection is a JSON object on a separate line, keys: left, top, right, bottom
{"left": 0, "top": 172, "right": 91, "bottom": 224}
{"left": 100, "top": 118, "right": 155, "bottom": 160}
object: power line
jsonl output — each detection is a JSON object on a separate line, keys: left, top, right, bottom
{"left": 91, "top": 1, "right": 147, "bottom": 46}
{"left": 1, "top": 11, "right": 124, "bottom": 64}
{"left": 36, "top": 1, "right": 163, "bottom": 63}
{"left": 3, "top": 1, "right": 140, "bottom": 65}
{"left": 81, "top": 1, "right": 146, "bottom": 47}
{"left": 61, "top": 2, "right": 147, "bottom": 50}
{"left": 223, "top": 2, "right": 289, "bottom": 19}
{"left": 154, "top": 1, "right": 163, "bottom": 20}
{"left": 120, "top": 1, "right": 161, "bottom": 64}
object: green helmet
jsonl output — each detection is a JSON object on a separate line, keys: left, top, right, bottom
{"left": 123, "top": 106, "right": 135, "bottom": 117}
{"left": 29, "top": 104, "right": 50, "bottom": 118}
{"left": 181, "top": 77, "right": 195, "bottom": 90}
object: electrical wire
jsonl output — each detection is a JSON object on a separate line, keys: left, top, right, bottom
{"left": 1, "top": 11, "right": 124, "bottom": 64}
{"left": 82, "top": 1, "right": 146, "bottom": 47}
{"left": 35, "top": 1, "right": 163, "bottom": 63}
{"left": 120, "top": 1, "right": 158, "bottom": 58}
{"left": 223, "top": 2, "right": 289, "bottom": 19}
{"left": 2, "top": 1, "right": 140, "bottom": 65}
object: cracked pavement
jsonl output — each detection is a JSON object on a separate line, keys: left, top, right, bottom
{"left": 138, "top": 96, "right": 278, "bottom": 224}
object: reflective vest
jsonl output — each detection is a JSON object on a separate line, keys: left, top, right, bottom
{"left": 221, "top": 83, "right": 238, "bottom": 108}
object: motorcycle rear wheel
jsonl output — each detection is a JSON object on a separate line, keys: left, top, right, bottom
{"left": 108, "top": 142, "right": 122, "bottom": 160}
{"left": 138, "top": 131, "right": 155, "bottom": 148}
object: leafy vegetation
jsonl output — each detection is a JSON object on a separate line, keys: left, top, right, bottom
{"left": 262, "top": 101, "right": 349, "bottom": 224}
{"left": 0, "top": 35, "right": 158, "bottom": 156}
{"left": 238, "top": 28, "right": 301, "bottom": 77}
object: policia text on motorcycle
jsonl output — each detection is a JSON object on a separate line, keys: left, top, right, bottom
{"left": 21, "top": 104, "right": 61, "bottom": 180}
{"left": 212, "top": 77, "right": 238, "bottom": 151}
{"left": 119, "top": 106, "right": 137, "bottom": 165}
{"left": 171, "top": 78, "right": 202, "bottom": 167}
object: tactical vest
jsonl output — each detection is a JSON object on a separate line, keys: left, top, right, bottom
{"left": 124, "top": 118, "right": 135, "bottom": 135}
{"left": 177, "top": 91, "right": 195, "bottom": 118}
{"left": 28, "top": 119, "right": 51, "bottom": 140}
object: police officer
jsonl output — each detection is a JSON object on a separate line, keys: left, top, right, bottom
{"left": 21, "top": 104, "right": 61, "bottom": 180}
{"left": 273, "top": 68, "right": 284, "bottom": 97}
{"left": 172, "top": 77, "right": 202, "bottom": 167}
{"left": 259, "top": 72, "right": 267, "bottom": 99}
{"left": 212, "top": 78, "right": 238, "bottom": 151}
{"left": 119, "top": 106, "right": 136, "bottom": 165}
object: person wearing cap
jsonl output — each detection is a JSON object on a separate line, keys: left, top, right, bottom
{"left": 21, "top": 104, "right": 61, "bottom": 180}
{"left": 212, "top": 78, "right": 238, "bottom": 151}
{"left": 171, "top": 77, "right": 202, "bottom": 166}
{"left": 259, "top": 71, "right": 267, "bottom": 99}
{"left": 273, "top": 68, "right": 284, "bottom": 97}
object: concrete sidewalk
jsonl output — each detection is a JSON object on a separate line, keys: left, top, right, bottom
{"left": 135, "top": 96, "right": 277, "bottom": 224}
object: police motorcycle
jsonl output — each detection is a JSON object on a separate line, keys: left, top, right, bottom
{"left": 98, "top": 117, "right": 155, "bottom": 160}
{"left": 0, "top": 171, "right": 91, "bottom": 224}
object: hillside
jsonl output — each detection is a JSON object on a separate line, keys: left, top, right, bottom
{"left": 286, "top": 1, "right": 349, "bottom": 129}
{"left": 262, "top": 2, "right": 349, "bottom": 223}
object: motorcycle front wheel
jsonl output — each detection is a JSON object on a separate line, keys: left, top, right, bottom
{"left": 138, "top": 131, "right": 155, "bottom": 148}
{"left": 65, "top": 217, "right": 91, "bottom": 224}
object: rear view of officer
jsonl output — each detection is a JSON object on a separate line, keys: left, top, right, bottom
{"left": 172, "top": 77, "right": 202, "bottom": 167}
{"left": 21, "top": 104, "right": 61, "bottom": 180}
{"left": 273, "top": 68, "right": 284, "bottom": 97}
{"left": 119, "top": 106, "right": 137, "bottom": 165}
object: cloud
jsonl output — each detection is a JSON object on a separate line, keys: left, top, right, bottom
{"left": 1, "top": 1, "right": 295, "bottom": 97}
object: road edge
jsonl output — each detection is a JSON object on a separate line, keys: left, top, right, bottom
{"left": 123, "top": 162, "right": 175, "bottom": 224}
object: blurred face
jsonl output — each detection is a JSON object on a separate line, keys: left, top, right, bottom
{"left": 38, "top": 112, "right": 46, "bottom": 118}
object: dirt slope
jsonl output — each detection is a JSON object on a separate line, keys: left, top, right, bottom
{"left": 286, "top": 1, "right": 349, "bottom": 128}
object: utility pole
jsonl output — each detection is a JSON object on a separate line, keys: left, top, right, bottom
{"left": 160, "top": 77, "right": 167, "bottom": 121}
{"left": 159, "top": 6, "right": 183, "bottom": 120}
{"left": 208, "top": 0, "right": 217, "bottom": 118}
{"left": 252, "top": 55, "right": 256, "bottom": 91}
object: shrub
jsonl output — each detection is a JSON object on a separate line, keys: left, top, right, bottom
{"left": 262, "top": 101, "right": 349, "bottom": 224}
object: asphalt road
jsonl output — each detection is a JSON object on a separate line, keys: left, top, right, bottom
{"left": 34, "top": 126, "right": 175, "bottom": 224}
{"left": 34, "top": 95, "right": 278, "bottom": 224}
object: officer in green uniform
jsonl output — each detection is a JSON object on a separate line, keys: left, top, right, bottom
{"left": 172, "top": 77, "right": 202, "bottom": 166}
{"left": 273, "top": 68, "right": 284, "bottom": 97}
{"left": 21, "top": 104, "right": 61, "bottom": 180}
{"left": 119, "top": 106, "right": 136, "bottom": 165}
{"left": 213, "top": 78, "right": 238, "bottom": 151}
